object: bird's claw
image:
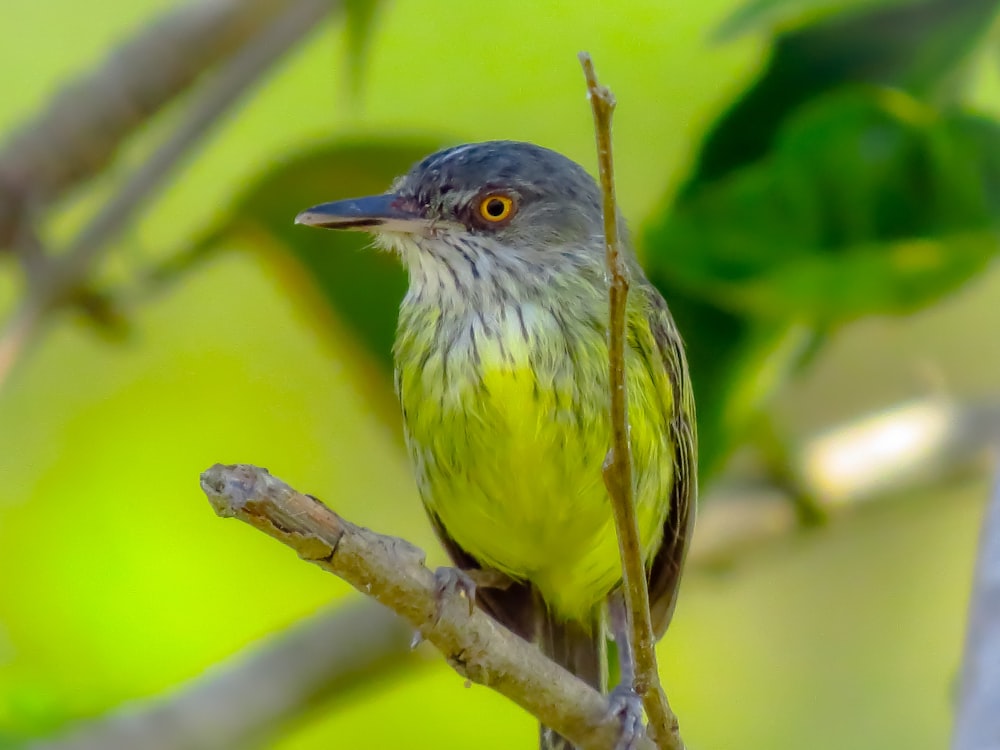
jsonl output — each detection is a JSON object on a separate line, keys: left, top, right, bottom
{"left": 433, "top": 566, "right": 477, "bottom": 620}
{"left": 607, "top": 683, "right": 646, "bottom": 750}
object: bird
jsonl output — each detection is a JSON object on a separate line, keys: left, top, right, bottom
{"left": 295, "top": 141, "right": 697, "bottom": 749}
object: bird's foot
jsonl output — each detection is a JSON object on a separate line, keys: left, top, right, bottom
{"left": 433, "top": 566, "right": 478, "bottom": 620}
{"left": 607, "top": 683, "right": 646, "bottom": 750}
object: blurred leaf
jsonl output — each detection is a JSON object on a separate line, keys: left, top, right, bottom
{"left": 663, "top": 292, "right": 818, "bottom": 481}
{"left": 729, "top": 232, "right": 998, "bottom": 319}
{"left": 0, "top": 679, "right": 71, "bottom": 745}
{"left": 647, "top": 87, "right": 1000, "bottom": 482}
{"left": 689, "top": 0, "right": 1000, "bottom": 190}
{"left": 201, "top": 137, "right": 445, "bottom": 420}
{"left": 343, "top": 0, "right": 384, "bottom": 99}
{"left": 652, "top": 88, "right": 1000, "bottom": 322}
{"left": 714, "top": 0, "right": 913, "bottom": 41}
{"left": 653, "top": 0, "right": 1000, "bottom": 485}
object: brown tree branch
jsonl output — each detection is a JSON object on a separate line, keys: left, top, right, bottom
{"left": 0, "top": 0, "right": 308, "bottom": 249}
{"left": 579, "top": 52, "right": 681, "bottom": 749}
{"left": 31, "top": 396, "right": 997, "bottom": 750}
{"left": 199, "top": 463, "right": 656, "bottom": 750}
{"left": 952, "top": 455, "right": 1000, "bottom": 750}
{"left": 697, "top": 397, "right": 1000, "bottom": 565}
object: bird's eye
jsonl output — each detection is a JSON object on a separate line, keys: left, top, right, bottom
{"left": 478, "top": 194, "right": 515, "bottom": 223}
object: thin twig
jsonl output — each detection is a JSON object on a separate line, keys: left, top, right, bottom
{"left": 31, "top": 601, "right": 418, "bottom": 750}
{"left": 952, "top": 454, "right": 1000, "bottom": 750}
{"left": 200, "top": 464, "right": 657, "bottom": 750}
{"left": 0, "top": 0, "right": 334, "bottom": 388}
{"left": 578, "top": 52, "right": 680, "bottom": 750}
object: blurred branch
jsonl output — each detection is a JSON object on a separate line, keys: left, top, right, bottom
{"left": 0, "top": 0, "right": 309, "bottom": 248}
{"left": 198, "top": 463, "right": 655, "bottom": 750}
{"left": 30, "top": 601, "right": 417, "bottom": 750}
{"left": 694, "top": 397, "right": 1000, "bottom": 565}
{"left": 0, "top": 0, "right": 335, "bottom": 386}
{"left": 29, "top": 396, "right": 998, "bottom": 750}
{"left": 952, "top": 455, "right": 1000, "bottom": 750}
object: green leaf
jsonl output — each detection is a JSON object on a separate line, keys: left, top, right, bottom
{"left": 727, "top": 232, "right": 998, "bottom": 319}
{"left": 689, "top": 0, "right": 1000, "bottom": 189}
{"left": 714, "top": 0, "right": 913, "bottom": 41}
{"left": 650, "top": 88, "right": 1000, "bottom": 323}
{"left": 202, "top": 137, "right": 446, "bottom": 422}
{"left": 659, "top": 286, "right": 819, "bottom": 482}
{"left": 645, "top": 87, "right": 1000, "bottom": 482}
{"left": 343, "top": 0, "right": 385, "bottom": 100}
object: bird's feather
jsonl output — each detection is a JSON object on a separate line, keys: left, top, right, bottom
{"left": 644, "top": 289, "right": 699, "bottom": 637}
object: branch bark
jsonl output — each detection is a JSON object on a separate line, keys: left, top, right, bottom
{"left": 952, "top": 455, "right": 1000, "bottom": 750}
{"left": 579, "top": 52, "right": 681, "bottom": 750}
{"left": 199, "top": 463, "right": 656, "bottom": 750}
{"left": 697, "top": 397, "right": 1000, "bottom": 566}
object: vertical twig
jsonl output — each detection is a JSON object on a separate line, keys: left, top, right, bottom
{"left": 578, "top": 52, "right": 682, "bottom": 749}
{"left": 953, "top": 455, "right": 1000, "bottom": 750}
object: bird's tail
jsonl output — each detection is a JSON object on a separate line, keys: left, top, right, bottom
{"left": 537, "top": 609, "right": 605, "bottom": 750}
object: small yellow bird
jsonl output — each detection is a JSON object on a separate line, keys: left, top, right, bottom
{"left": 297, "top": 141, "right": 697, "bottom": 749}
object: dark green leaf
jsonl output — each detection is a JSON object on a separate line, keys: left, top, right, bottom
{"left": 658, "top": 287, "right": 818, "bottom": 481}
{"left": 689, "top": 0, "right": 1000, "bottom": 190}
{"left": 206, "top": 138, "right": 446, "bottom": 421}
{"left": 646, "top": 88, "right": 1000, "bottom": 482}
{"left": 343, "top": 0, "right": 384, "bottom": 100}
{"left": 651, "top": 88, "right": 1000, "bottom": 322}
{"left": 714, "top": 0, "right": 913, "bottom": 42}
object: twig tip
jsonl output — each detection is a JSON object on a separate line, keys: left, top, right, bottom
{"left": 201, "top": 463, "right": 267, "bottom": 518}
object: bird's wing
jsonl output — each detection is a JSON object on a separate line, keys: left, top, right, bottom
{"left": 644, "top": 288, "right": 699, "bottom": 638}
{"left": 424, "top": 508, "right": 537, "bottom": 641}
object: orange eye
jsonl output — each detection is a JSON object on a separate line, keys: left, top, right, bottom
{"left": 478, "top": 194, "right": 515, "bottom": 223}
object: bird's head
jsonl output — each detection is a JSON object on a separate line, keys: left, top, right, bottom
{"left": 295, "top": 141, "right": 611, "bottom": 293}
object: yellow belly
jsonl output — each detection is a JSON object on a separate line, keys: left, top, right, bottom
{"left": 397, "top": 305, "right": 674, "bottom": 622}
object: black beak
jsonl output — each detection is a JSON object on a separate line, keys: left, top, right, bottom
{"left": 294, "top": 194, "right": 429, "bottom": 232}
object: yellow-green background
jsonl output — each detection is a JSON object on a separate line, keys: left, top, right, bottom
{"left": 1, "top": 1, "right": 996, "bottom": 747}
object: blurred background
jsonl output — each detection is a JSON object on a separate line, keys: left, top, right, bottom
{"left": 1, "top": 0, "right": 999, "bottom": 748}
